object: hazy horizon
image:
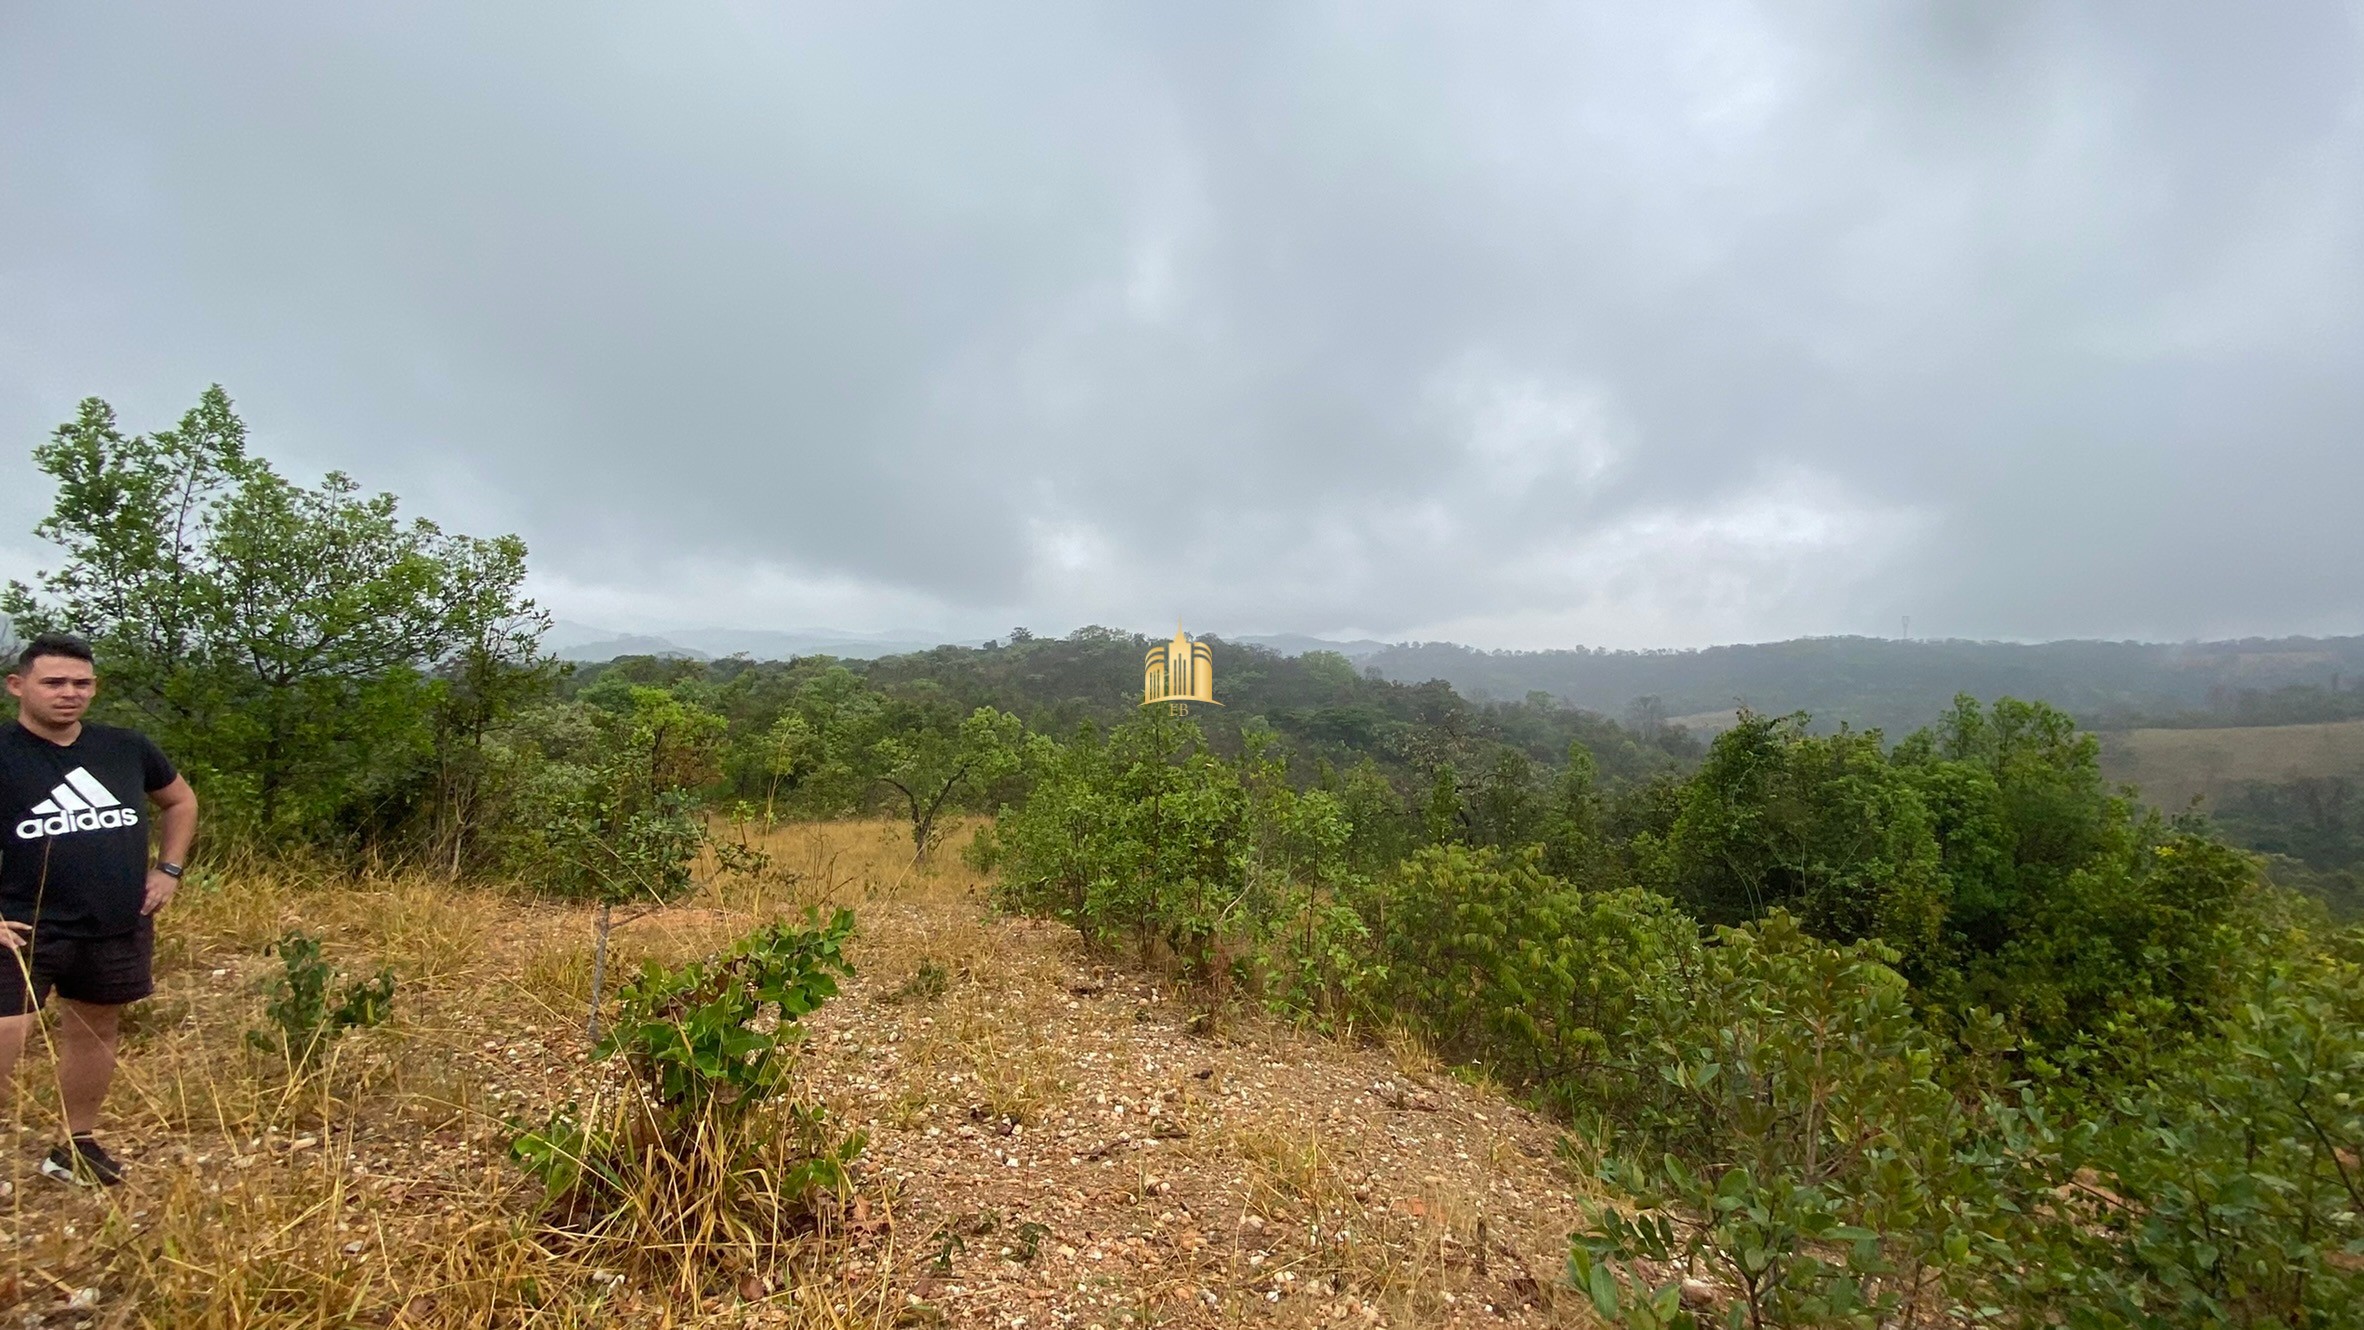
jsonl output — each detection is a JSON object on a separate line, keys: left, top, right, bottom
{"left": 540, "top": 618, "right": 2364, "bottom": 659}
{"left": 7, "top": 4, "right": 2360, "bottom": 651}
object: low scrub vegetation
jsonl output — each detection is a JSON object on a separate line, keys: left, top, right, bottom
{"left": 987, "top": 703, "right": 2364, "bottom": 1326}
{"left": 246, "top": 928, "right": 397, "bottom": 1069}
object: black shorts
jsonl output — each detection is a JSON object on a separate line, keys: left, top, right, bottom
{"left": 0, "top": 918, "right": 155, "bottom": 1016}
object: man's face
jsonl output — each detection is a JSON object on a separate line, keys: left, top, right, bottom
{"left": 5, "top": 655, "right": 99, "bottom": 728}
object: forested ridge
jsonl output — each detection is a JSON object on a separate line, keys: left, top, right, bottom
{"left": 1363, "top": 635, "right": 2364, "bottom": 736}
{"left": 572, "top": 633, "right": 2364, "bottom": 927}
{"left": 6, "top": 390, "right": 2360, "bottom": 1326}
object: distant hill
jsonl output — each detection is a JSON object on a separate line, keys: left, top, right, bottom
{"left": 1358, "top": 636, "right": 2364, "bottom": 737}
{"left": 1235, "top": 633, "right": 1392, "bottom": 660}
{"left": 545, "top": 621, "right": 945, "bottom": 663}
{"left": 552, "top": 634, "right": 711, "bottom": 662}
{"left": 569, "top": 628, "right": 1703, "bottom": 789}
{"left": 547, "top": 623, "right": 1395, "bottom": 665}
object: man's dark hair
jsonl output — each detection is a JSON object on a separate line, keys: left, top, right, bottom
{"left": 14, "top": 632, "right": 96, "bottom": 673}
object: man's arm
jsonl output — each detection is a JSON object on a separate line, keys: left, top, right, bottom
{"left": 143, "top": 775, "right": 198, "bottom": 916}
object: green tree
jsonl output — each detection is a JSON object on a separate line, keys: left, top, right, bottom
{"left": 4, "top": 387, "right": 546, "bottom": 848}
{"left": 748, "top": 712, "right": 818, "bottom": 826}
{"left": 425, "top": 634, "right": 564, "bottom": 875}
{"left": 1664, "top": 712, "right": 1947, "bottom": 969}
{"left": 866, "top": 705, "right": 1023, "bottom": 862}
{"left": 500, "top": 686, "right": 724, "bottom": 1039}
{"left": 1329, "top": 757, "right": 1414, "bottom": 878}
{"left": 1539, "top": 739, "right": 1610, "bottom": 881}
{"left": 1892, "top": 696, "right": 2261, "bottom": 1056}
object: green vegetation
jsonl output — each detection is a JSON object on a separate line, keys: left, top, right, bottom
{"left": 10, "top": 387, "right": 2360, "bottom": 1323}
{"left": 986, "top": 702, "right": 2359, "bottom": 1325}
{"left": 2096, "top": 723, "right": 2364, "bottom": 918}
{"left": 511, "top": 911, "right": 865, "bottom": 1288}
{"left": 246, "top": 928, "right": 397, "bottom": 1068}
{"left": 2219, "top": 775, "right": 2364, "bottom": 919}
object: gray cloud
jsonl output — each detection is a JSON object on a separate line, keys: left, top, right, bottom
{"left": 4, "top": 2, "right": 2359, "bottom": 648}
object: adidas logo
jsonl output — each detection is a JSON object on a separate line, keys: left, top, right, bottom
{"left": 14, "top": 768, "right": 140, "bottom": 840}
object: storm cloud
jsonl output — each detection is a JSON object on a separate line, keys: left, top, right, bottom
{"left": 4, "top": 3, "right": 2359, "bottom": 648}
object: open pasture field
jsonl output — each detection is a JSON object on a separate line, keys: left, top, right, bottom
{"left": 2096, "top": 717, "right": 2364, "bottom": 808}
{"left": 0, "top": 820, "right": 1592, "bottom": 1329}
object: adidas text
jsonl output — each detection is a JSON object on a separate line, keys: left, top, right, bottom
{"left": 16, "top": 807, "right": 139, "bottom": 839}
{"left": 14, "top": 767, "right": 138, "bottom": 840}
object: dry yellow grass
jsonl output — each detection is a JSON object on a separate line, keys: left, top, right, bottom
{"left": 2097, "top": 718, "right": 2364, "bottom": 808}
{"left": 0, "top": 818, "right": 1600, "bottom": 1328}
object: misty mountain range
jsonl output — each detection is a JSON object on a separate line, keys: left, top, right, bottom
{"left": 551, "top": 622, "right": 2364, "bottom": 737}
{"left": 543, "top": 622, "right": 950, "bottom": 664}
{"left": 545, "top": 622, "right": 1397, "bottom": 665}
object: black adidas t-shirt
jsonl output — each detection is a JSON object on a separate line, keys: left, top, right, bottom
{"left": 0, "top": 722, "right": 178, "bottom": 938}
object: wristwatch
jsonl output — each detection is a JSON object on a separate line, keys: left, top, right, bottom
{"left": 156, "top": 862, "right": 184, "bottom": 879}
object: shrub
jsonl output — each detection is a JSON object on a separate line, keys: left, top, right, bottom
{"left": 600, "top": 908, "right": 857, "bottom": 1121}
{"left": 246, "top": 929, "right": 395, "bottom": 1068}
{"left": 1258, "top": 897, "right": 1380, "bottom": 1031}
{"left": 511, "top": 910, "right": 864, "bottom": 1292}
{"left": 492, "top": 690, "right": 721, "bottom": 1038}
{"left": 992, "top": 717, "right": 1250, "bottom": 971}
{"left": 497, "top": 703, "right": 712, "bottom": 906}
{"left": 1570, "top": 915, "right": 2010, "bottom": 1330}
{"left": 1356, "top": 844, "right": 1697, "bottom": 1113}
{"left": 1893, "top": 698, "right": 2264, "bottom": 1062}
{"left": 1997, "top": 928, "right": 2364, "bottom": 1327}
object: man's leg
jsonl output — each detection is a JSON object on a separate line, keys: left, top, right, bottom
{"left": 0, "top": 1013, "right": 31, "bottom": 1098}
{"left": 52, "top": 1000, "right": 120, "bottom": 1136}
{"left": 0, "top": 943, "right": 40, "bottom": 1103}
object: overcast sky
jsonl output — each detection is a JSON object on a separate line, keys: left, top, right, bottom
{"left": 3, "top": 4, "right": 2359, "bottom": 650}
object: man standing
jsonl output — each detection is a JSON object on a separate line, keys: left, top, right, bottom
{"left": 0, "top": 633, "right": 197, "bottom": 1187}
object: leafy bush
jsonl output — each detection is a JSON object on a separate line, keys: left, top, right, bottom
{"left": 1570, "top": 915, "right": 2009, "bottom": 1330}
{"left": 1061, "top": 721, "right": 1246, "bottom": 965}
{"left": 1355, "top": 844, "right": 1697, "bottom": 1113}
{"left": 1995, "top": 929, "right": 2364, "bottom": 1327}
{"left": 1663, "top": 713, "right": 1946, "bottom": 950}
{"left": 992, "top": 716, "right": 1252, "bottom": 970}
{"left": 599, "top": 908, "right": 857, "bottom": 1122}
{"left": 1258, "top": 895, "right": 1379, "bottom": 1030}
{"left": 1570, "top": 913, "right": 2364, "bottom": 1330}
{"left": 995, "top": 714, "right": 1384, "bottom": 1013}
{"left": 511, "top": 910, "right": 864, "bottom": 1288}
{"left": 497, "top": 689, "right": 720, "bottom": 904}
{"left": 1651, "top": 700, "right": 2265, "bottom": 1066}
{"left": 246, "top": 929, "right": 396, "bottom": 1067}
